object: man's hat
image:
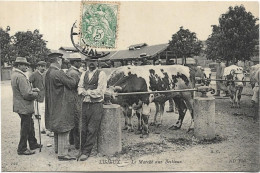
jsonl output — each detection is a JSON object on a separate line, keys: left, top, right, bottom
{"left": 48, "top": 53, "right": 64, "bottom": 60}
{"left": 37, "top": 61, "right": 47, "bottom": 66}
{"left": 14, "top": 57, "right": 30, "bottom": 65}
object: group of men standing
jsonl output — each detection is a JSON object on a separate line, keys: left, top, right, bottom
{"left": 11, "top": 53, "right": 107, "bottom": 161}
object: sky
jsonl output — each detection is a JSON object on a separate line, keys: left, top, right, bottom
{"left": 0, "top": 1, "right": 259, "bottom": 51}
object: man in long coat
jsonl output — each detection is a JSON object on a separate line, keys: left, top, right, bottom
{"left": 66, "top": 56, "right": 82, "bottom": 150}
{"left": 11, "top": 57, "right": 41, "bottom": 155}
{"left": 45, "top": 53, "right": 77, "bottom": 161}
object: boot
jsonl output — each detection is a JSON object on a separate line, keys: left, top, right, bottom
{"left": 213, "top": 90, "right": 220, "bottom": 96}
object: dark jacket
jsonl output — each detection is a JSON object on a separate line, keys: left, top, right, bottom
{"left": 11, "top": 68, "right": 38, "bottom": 114}
{"left": 45, "top": 63, "right": 77, "bottom": 133}
{"left": 29, "top": 70, "right": 45, "bottom": 102}
{"left": 66, "top": 66, "right": 81, "bottom": 120}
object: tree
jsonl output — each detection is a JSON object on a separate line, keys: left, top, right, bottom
{"left": 168, "top": 26, "right": 202, "bottom": 65}
{"left": 205, "top": 5, "right": 259, "bottom": 65}
{"left": 13, "top": 29, "right": 50, "bottom": 68}
{"left": 0, "top": 26, "right": 16, "bottom": 66}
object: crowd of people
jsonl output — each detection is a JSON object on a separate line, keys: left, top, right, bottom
{"left": 11, "top": 53, "right": 107, "bottom": 161}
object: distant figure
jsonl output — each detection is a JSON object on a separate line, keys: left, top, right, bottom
{"left": 214, "top": 59, "right": 228, "bottom": 97}
{"left": 11, "top": 57, "right": 41, "bottom": 155}
{"left": 154, "top": 59, "right": 162, "bottom": 65}
{"left": 141, "top": 57, "right": 151, "bottom": 65}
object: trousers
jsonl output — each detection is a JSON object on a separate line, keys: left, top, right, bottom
{"left": 81, "top": 102, "right": 103, "bottom": 155}
{"left": 17, "top": 114, "right": 38, "bottom": 153}
{"left": 54, "top": 131, "right": 70, "bottom": 156}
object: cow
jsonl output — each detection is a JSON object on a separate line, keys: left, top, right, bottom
{"left": 223, "top": 65, "right": 245, "bottom": 108}
{"left": 107, "top": 65, "right": 195, "bottom": 136}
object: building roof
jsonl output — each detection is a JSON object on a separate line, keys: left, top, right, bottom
{"left": 100, "top": 43, "right": 169, "bottom": 61}
{"left": 128, "top": 43, "right": 148, "bottom": 49}
{"left": 59, "top": 47, "right": 78, "bottom": 52}
{"left": 50, "top": 47, "right": 86, "bottom": 60}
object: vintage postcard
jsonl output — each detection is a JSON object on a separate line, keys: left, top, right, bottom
{"left": 0, "top": 1, "right": 259, "bottom": 172}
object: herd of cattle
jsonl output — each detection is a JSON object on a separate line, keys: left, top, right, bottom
{"left": 105, "top": 64, "right": 260, "bottom": 138}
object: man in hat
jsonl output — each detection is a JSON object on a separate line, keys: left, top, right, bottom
{"left": 66, "top": 55, "right": 82, "bottom": 150}
{"left": 11, "top": 57, "right": 42, "bottom": 155}
{"left": 29, "top": 61, "right": 49, "bottom": 135}
{"left": 78, "top": 59, "right": 107, "bottom": 161}
{"left": 45, "top": 53, "right": 77, "bottom": 161}
{"left": 214, "top": 59, "right": 228, "bottom": 97}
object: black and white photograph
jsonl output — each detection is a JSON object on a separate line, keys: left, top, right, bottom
{"left": 0, "top": 1, "right": 259, "bottom": 172}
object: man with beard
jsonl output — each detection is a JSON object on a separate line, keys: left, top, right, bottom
{"left": 45, "top": 53, "right": 77, "bottom": 161}
{"left": 77, "top": 60, "right": 107, "bottom": 161}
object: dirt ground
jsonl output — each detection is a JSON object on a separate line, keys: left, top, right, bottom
{"left": 1, "top": 74, "right": 259, "bottom": 172}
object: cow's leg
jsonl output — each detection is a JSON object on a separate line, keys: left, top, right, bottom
{"left": 157, "top": 102, "right": 165, "bottom": 127}
{"left": 135, "top": 111, "right": 142, "bottom": 134}
{"left": 169, "top": 98, "right": 187, "bottom": 130}
{"left": 237, "top": 87, "right": 243, "bottom": 108}
{"left": 128, "top": 109, "right": 134, "bottom": 132}
{"left": 167, "top": 98, "right": 174, "bottom": 112}
{"left": 229, "top": 88, "right": 235, "bottom": 108}
{"left": 140, "top": 114, "right": 150, "bottom": 138}
{"left": 151, "top": 102, "right": 159, "bottom": 126}
{"left": 122, "top": 108, "right": 128, "bottom": 130}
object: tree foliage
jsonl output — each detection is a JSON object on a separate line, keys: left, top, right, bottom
{"left": 168, "top": 26, "right": 202, "bottom": 64}
{"left": 0, "top": 27, "right": 17, "bottom": 66}
{"left": 205, "top": 5, "right": 259, "bottom": 65}
{"left": 13, "top": 29, "right": 50, "bottom": 66}
{"left": 0, "top": 28, "right": 50, "bottom": 67}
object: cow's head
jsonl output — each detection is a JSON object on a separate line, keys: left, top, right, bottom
{"left": 107, "top": 70, "right": 148, "bottom": 106}
{"left": 229, "top": 69, "right": 245, "bottom": 87}
{"left": 201, "top": 68, "right": 211, "bottom": 86}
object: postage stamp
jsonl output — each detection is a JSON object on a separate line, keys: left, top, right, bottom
{"left": 80, "top": 1, "right": 119, "bottom": 49}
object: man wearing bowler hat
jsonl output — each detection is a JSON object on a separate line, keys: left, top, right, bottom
{"left": 11, "top": 57, "right": 42, "bottom": 155}
{"left": 29, "top": 61, "right": 49, "bottom": 135}
{"left": 45, "top": 53, "right": 77, "bottom": 161}
{"left": 78, "top": 59, "right": 107, "bottom": 161}
{"left": 66, "top": 53, "right": 82, "bottom": 150}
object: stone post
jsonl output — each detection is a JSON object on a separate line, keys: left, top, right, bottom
{"left": 194, "top": 94, "right": 215, "bottom": 140}
{"left": 97, "top": 104, "right": 122, "bottom": 156}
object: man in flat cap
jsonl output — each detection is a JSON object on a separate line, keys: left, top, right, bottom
{"left": 66, "top": 54, "right": 82, "bottom": 150}
{"left": 11, "top": 57, "right": 41, "bottom": 155}
{"left": 78, "top": 59, "right": 107, "bottom": 161}
{"left": 29, "top": 61, "right": 49, "bottom": 135}
{"left": 45, "top": 53, "right": 77, "bottom": 161}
